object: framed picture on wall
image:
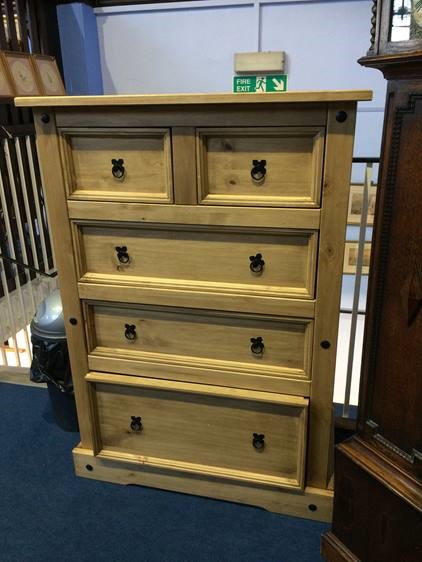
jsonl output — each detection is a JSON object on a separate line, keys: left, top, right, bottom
{"left": 31, "top": 54, "right": 66, "bottom": 95}
{"left": 2, "top": 51, "right": 41, "bottom": 96}
{"left": 0, "top": 54, "right": 15, "bottom": 97}
{"left": 343, "top": 242, "right": 371, "bottom": 275}
{"left": 347, "top": 184, "right": 377, "bottom": 226}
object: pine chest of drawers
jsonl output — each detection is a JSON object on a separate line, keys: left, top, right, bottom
{"left": 16, "top": 91, "right": 372, "bottom": 521}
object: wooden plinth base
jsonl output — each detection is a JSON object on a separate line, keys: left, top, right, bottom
{"left": 321, "top": 439, "right": 422, "bottom": 561}
{"left": 321, "top": 532, "right": 360, "bottom": 561}
{"left": 73, "top": 446, "right": 333, "bottom": 522}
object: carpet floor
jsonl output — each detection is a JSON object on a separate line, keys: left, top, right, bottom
{"left": 0, "top": 381, "right": 328, "bottom": 562}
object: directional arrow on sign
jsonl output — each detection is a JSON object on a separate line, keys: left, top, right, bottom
{"left": 272, "top": 78, "right": 285, "bottom": 91}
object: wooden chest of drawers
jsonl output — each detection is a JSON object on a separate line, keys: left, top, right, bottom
{"left": 16, "top": 91, "right": 372, "bottom": 521}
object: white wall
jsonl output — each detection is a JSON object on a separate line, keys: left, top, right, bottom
{"left": 97, "top": 3, "right": 255, "bottom": 95}
{"left": 95, "top": 0, "right": 386, "bottom": 157}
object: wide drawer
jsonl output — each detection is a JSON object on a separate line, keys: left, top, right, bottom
{"left": 197, "top": 127, "right": 325, "bottom": 207}
{"left": 91, "top": 375, "right": 308, "bottom": 489}
{"left": 85, "top": 303, "right": 313, "bottom": 380}
{"left": 75, "top": 223, "right": 318, "bottom": 300}
{"left": 59, "top": 127, "right": 173, "bottom": 203}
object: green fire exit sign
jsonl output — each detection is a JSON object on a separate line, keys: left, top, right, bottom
{"left": 233, "top": 74, "right": 288, "bottom": 93}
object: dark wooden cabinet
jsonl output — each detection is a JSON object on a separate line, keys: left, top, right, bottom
{"left": 323, "top": 440, "right": 422, "bottom": 562}
{"left": 321, "top": 2, "right": 422, "bottom": 558}
{"left": 356, "top": 55, "right": 422, "bottom": 478}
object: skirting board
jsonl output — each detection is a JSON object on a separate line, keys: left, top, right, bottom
{"left": 0, "top": 367, "right": 45, "bottom": 388}
{"left": 73, "top": 446, "right": 333, "bottom": 522}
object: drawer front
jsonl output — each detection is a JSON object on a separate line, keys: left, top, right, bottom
{"left": 86, "top": 303, "right": 313, "bottom": 380}
{"left": 197, "top": 127, "right": 324, "bottom": 207}
{"left": 94, "top": 380, "right": 308, "bottom": 489}
{"left": 59, "top": 128, "right": 173, "bottom": 203}
{"left": 76, "top": 223, "right": 318, "bottom": 300}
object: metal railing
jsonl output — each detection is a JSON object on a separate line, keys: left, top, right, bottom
{"left": 335, "top": 157, "right": 380, "bottom": 419}
{"left": 0, "top": 1, "right": 62, "bottom": 371}
{"left": 0, "top": 129, "right": 57, "bottom": 368}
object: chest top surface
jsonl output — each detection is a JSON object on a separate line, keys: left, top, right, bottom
{"left": 14, "top": 90, "right": 372, "bottom": 108}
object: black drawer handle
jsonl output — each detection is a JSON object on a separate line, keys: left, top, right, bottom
{"left": 251, "top": 159, "right": 266, "bottom": 182}
{"left": 130, "top": 416, "right": 143, "bottom": 432}
{"left": 252, "top": 433, "right": 265, "bottom": 451}
{"left": 111, "top": 158, "right": 125, "bottom": 180}
{"left": 249, "top": 253, "right": 265, "bottom": 273}
{"left": 124, "top": 324, "right": 137, "bottom": 341}
{"left": 250, "top": 337, "right": 264, "bottom": 355}
{"left": 115, "top": 246, "right": 130, "bottom": 264}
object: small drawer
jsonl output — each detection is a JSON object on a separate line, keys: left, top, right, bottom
{"left": 197, "top": 127, "right": 325, "bottom": 207}
{"left": 85, "top": 303, "right": 313, "bottom": 381}
{"left": 59, "top": 127, "right": 173, "bottom": 203}
{"left": 75, "top": 223, "right": 318, "bottom": 301}
{"left": 91, "top": 375, "right": 308, "bottom": 489}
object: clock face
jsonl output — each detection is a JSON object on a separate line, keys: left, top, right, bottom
{"left": 390, "top": 0, "right": 422, "bottom": 41}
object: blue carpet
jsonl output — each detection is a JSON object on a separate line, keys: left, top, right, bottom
{"left": 0, "top": 382, "right": 328, "bottom": 562}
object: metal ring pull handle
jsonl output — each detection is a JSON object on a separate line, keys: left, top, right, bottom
{"left": 130, "top": 416, "right": 143, "bottom": 432}
{"left": 111, "top": 158, "right": 125, "bottom": 180}
{"left": 249, "top": 253, "right": 265, "bottom": 273}
{"left": 115, "top": 246, "right": 130, "bottom": 264}
{"left": 124, "top": 324, "right": 137, "bottom": 341}
{"left": 250, "top": 336, "right": 264, "bottom": 355}
{"left": 251, "top": 159, "right": 267, "bottom": 182}
{"left": 252, "top": 433, "right": 265, "bottom": 451}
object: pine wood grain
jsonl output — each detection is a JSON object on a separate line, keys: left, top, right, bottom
{"left": 15, "top": 90, "right": 372, "bottom": 107}
{"left": 307, "top": 104, "right": 357, "bottom": 489}
{"left": 86, "top": 302, "right": 313, "bottom": 381}
{"left": 32, "top": 110, "right": 98, "bottom": 450}
{"left": 67, "top": 201, "right": 321, "bottom": 230}
{"left": 75, "top": 223, "right": 318, "bottom": 301}
{"left": 59, "top": 127, "right": 173, "bottom": 203}
{"left": 87, "top": 353, "right": 312, "bottom": 397}
{"left": 172, "top": 126, "right": 197, "bottom": 204}
{"left": 197, "top": 127, "right": 324, "bottom": 207}
{"left": 73, "top": 447, "right": 333, "bottom": 521}
{"left": 86, "top": 371, "right": 309, "bottom": 406}
{"left": 93, "top": 379, "right": 308, "bottom": 489}
{"left": 77, "top": 280, "right": 316, "bottom": 318}
{"left": 54, "top": 107, "right": 328, "bottom": 129}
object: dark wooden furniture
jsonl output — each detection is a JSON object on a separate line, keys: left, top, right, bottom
{"left": 322, "top": 1, "right": 422, "bottom": 560}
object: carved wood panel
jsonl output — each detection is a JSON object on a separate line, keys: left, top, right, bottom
{"left": 359, "top": 89, "right": 422, "bottom": 473}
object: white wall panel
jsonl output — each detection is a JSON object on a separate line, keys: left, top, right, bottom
{"left": 97, "top": 5, "right": 255, "bottom": 94}
{"left": 96, "top": 1, "right": 386, "bottom": 157}
{"left": 353, "top": 109, "right": 385, "bottom": 157}
{"left": 261, "top": 1, "right": 386, "bottom": 108}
